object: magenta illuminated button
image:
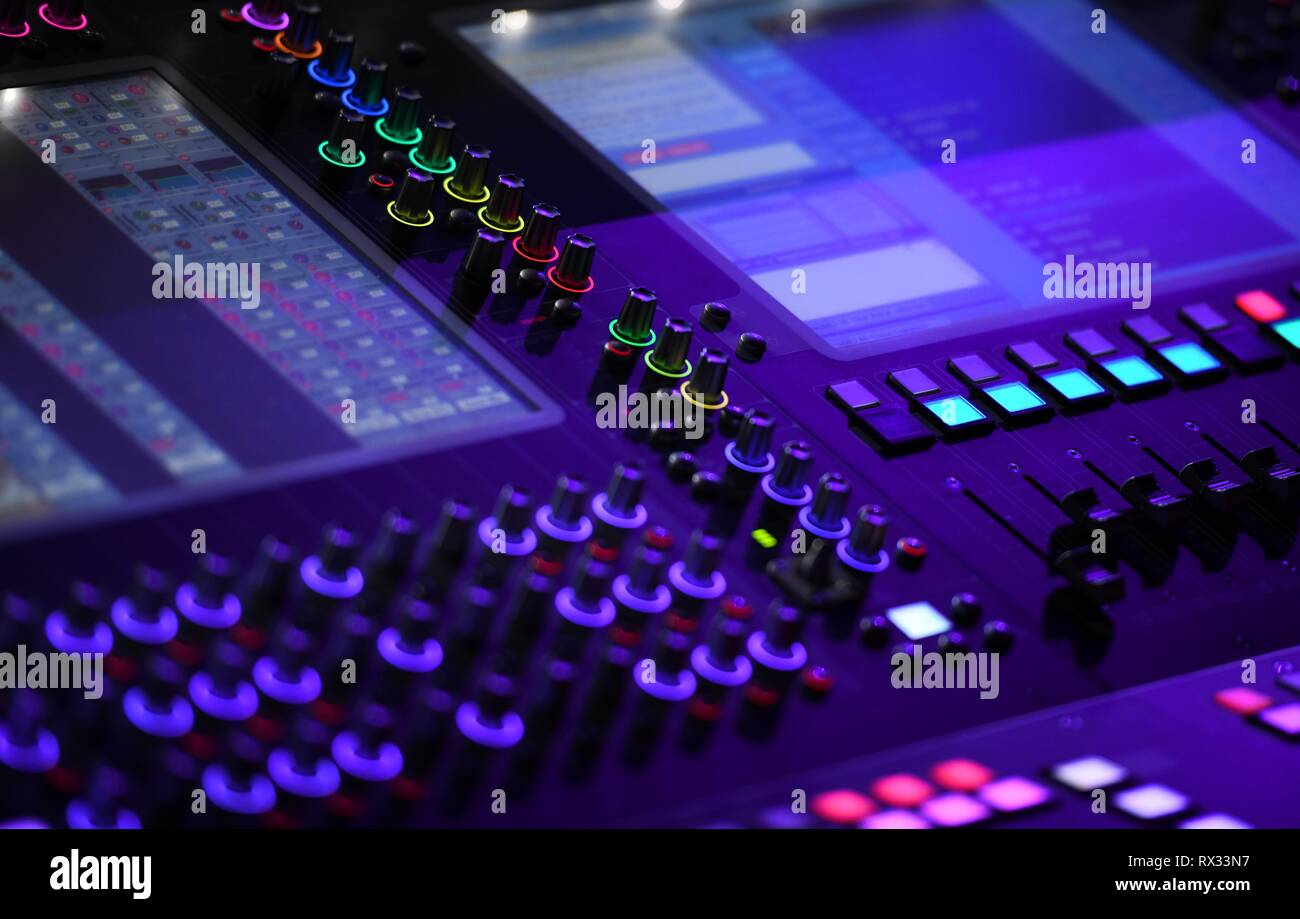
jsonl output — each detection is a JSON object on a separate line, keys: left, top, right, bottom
{"left": 860, "top": 809, "right": 930, "bottom": 830}
{"left": 1214, "top": 686, "right": 1273, "bottom": 715}
{"left": 930, "top": 758, "right": 994, "bottom": 792}
{"left": 1257, "top": 701, "right": 1300, "bottom": 737}
{"left": 870, "top": 773, "right": 934, "bottom": 808}
{"left": 979, "top": 775, "right": 1052, "bottom": 813}
{"left": 920, "top": 793, "right": 991, "bottom": 827}
{"left": 811, "top": 789, "right": 876, "bottom": 825}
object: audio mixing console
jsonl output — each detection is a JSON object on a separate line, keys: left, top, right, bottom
{"left": 0, "top": 0, "right": 1298, "bottom": 847}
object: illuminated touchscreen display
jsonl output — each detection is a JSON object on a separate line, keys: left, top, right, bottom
{"left": 0, "top": 70, "right": 535, "bottom": 530}
{"left": 462, "top": 0, "right": 1300, "bottom": 354}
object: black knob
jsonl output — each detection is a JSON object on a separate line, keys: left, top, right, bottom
{"left": 315, "top": 523, "right": 358, "bottom": 577}
{"left": 475, "top": 672, "right": 516, "bottom": 722}
{"left": 736, "top": 331, "right": 767, "bottom": 363}
{"left": 64, "top": 580, "right": 104, "bottom": 634}
{"left": 764, "top": 602, "right": 804, "bottom": 650}
{"left": 384, "top": 87, "right": 422, "bottom": 142}
{"left": 845, "top": 504, "right": 889, "bottom": 560}
{"left": 513, "top": 205, "right": 558, "bottom": 263}
{"left": 547, "top": 474, "right": 589, "bottom": 529}
{"left": 243, "top": 537, "right": 294, "bottom": 622}
{"left": 769, "top": 440, "right": 813, "bottom": 499}
{"left": 367, "top": 510, "right": 418, "bottom": 582}
{"left": 261, "top": 51, "right": 299, "bottom": 100}
{"left": 414, "top": 115, "right": 455, "bottom": 170}
{"left": 951, "top": 592, "right": 982, "bottom": 625}
{"left": 701, "top": 301, "right": 731, "bottom": 332}
{"left": 129, "top": 565, "right": 171, "bottom": 624}
{"left": 0, "top": 0, "right": 28, "bottom": 34}
{"left": 353, "top": 58, "right": 388, "bottom": 112}
{"left": 552, "top": 234, "right": 595, "bottom": 291}
{"left": 614, "top": 287, "right": 657, "bottom": 345}
{"left": 448, "top": 145, "right": 491, "bottom": 200}
{"left": 318, "top": 30, "right": 354, "bottom": 83}
{"left": 491, "top": 485, "right": 533, "bottom": 540}
{"left": 624, "top": 545, "right": 667, "bottom": 597}
{"left": 731, "top": 409, "right": 774, "bottom": 468}
{"left": 251, "top": 0, "right": 285, "bottom": 22}
{"left": 649, "top": 317, "right": 692, "bottom": 375}
{"left": 325, "top": 108, "right": 366, "bottom": 165}
{"left": 141, "top": 654, "right": 185, "bottom": 709}
{"left": 458, "top": 228, "right": 505, "bottom": 282}
{"left": 193, "top": 554, "right": 236, "bottom": 607}
{"left": 483, "top": 174, "right": 526, "bottom": 230}
{"left": 707, "top": 614, "right": 747, "bottom": 662}
{"left": 572, "top": 556, "right": 613, "bottom": 608}
{"left": 808, "top": 473, "right": 850, "bottom": 534}
{"left": 687, "top": 347, "right": 729, "bottom": 404}
{"left": 603, "top": 462, "right": 645, "bottom": 518}
{"left": 684, "top": 529, "right": 723, "bottom": 583}
{"left": 45, "top": 0, "right": 84, "bottom": 27}
{"left": 654, "top": 629, "right": 691, "bottom": 675}
{"left": 424, "top": 499, "right": 474, "bottom": 573}
{"left": 396, "top": 598, "right": 440, "bottom": 649}
{"left": 285, "top": 2, "right": 320, "bottom": 54}
{"left": 207, "top": 639, "right": 250, "bottom": 692}
{"left": 392, "top": 168, "right": 436, "bottom": 223}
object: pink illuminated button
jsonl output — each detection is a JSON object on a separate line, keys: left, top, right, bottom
{"left": 1257, "top": 701, "right": 1300, "bottom": 738}
{"left": 1214, "top": 686, "right": 1273, "bottom": 715}
{"left": 860, "top": 809, "right": 930, "bottom": 830}
{"left": 1235, "top": 290, "right": 1286, "bottom": 323}
{"left": 979, "top": 775, "right": 1052, "bottom": 813}
{"left": 870, "top": 773, "right": 935, "bottom": 808}
{"left": 930, "top": 758, "right": 994, "bottom": 792}
{"left": 811, "top": 789, "right": 876, "bottom": 825}
{"left": 920, "top": 793, "right": 991, "bottom": 827}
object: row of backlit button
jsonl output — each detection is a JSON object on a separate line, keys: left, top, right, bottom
{"left": 828, "top": 288, "right": 1298, "bottom": 454}
{"left": 803, "top": 759, "right": 1053, "bottom": 829}
{"left": 1050, "top": 754, "right": 1249, "bottom": 828}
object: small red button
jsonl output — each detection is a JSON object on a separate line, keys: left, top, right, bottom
{"left": 812, "top": 789, "right": 876, "bottom": 824}
{"left": 1235, "top": 290, "right": 1286, "bottom": 323}
{"left": 930, "top": 758, "right": 995, "bottom": 792}
{"left": 1214, "top": 686, "right": 1272, "bottom": 715}
{"left": 871, "top": 773, "right": 935, "bottom": 808}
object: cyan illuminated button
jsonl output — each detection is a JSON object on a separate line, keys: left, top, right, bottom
{"left": 1272, "top": 317, "right": 1300, "bottom": 350}
{"left": 1041, "top": 368, "right": 1108, "bottom": 407}
{"left": 1156, "top": 341, "right": 1223, "bottom": 381}
{"left": 920, "top": 394, "right": 988, "bottom": 432}
{"left": 982, "top": 381, "right": 1050, "bottom": 420}
{"left": 1099, "top": 355, "right": 1164, "bottom": 393}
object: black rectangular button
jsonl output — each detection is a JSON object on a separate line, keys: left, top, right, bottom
{"left": 947, "top": 353, "right": 1000, "bottom": 385}
{"left": 1206, "top": 329, "right": 1285, "bottom": 372}
{"left": 1064, "top": 328, "right": 1117, "bottom": 358}
{"left": 826, "top": 379, "right": 880, "bottom": 413}
{"left": 887, "top": 367, "right": 941, "bottom": 398}
{"left": 1122, "top": 315, "right": 1173, "bottom": 346}
{"left": 1006, "top": 341, "right": 1058, "bottom": 371}
{"left": 855, "top": 409, "right": 936, "bottom": 455}
{"left": 1179, "top": 303, "right": 1230, "bottom": 334}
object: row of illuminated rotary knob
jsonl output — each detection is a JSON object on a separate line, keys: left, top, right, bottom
{"left": 0, "top": 0, "right": 90, "bottom": 38}
{"left": 0, "top": 464, "right": 825, "bottom": 824}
